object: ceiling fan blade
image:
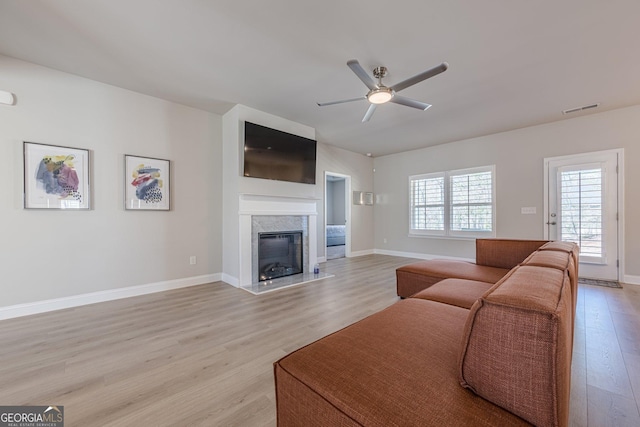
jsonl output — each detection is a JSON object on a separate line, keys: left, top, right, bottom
{"left": 390, "top": 95, "right": 432, "bottom": 111}
{"left": 317, "top": 96, "right": 366, "bottom": 107}
{"left": 362, "top": 104, "right": 377, "bottom": 122}
{"left": 347, "top": 59, "right": 378, "bottom": 90}
{"left": 391, "top": 62, "right": 448, "bottom": 93}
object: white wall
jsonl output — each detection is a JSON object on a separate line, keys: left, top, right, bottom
{"left": 319, "top": 144, "right": 374, "bottom": 255}
{"left": 374, "top": 105, "right": 640, "bottom": 281}
{"left": 326, "top": 180, "right": 335, "bottom": 224}
{"left": 0, "top": 55, "right": 223, "bottom": 309}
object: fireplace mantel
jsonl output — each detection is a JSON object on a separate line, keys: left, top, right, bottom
{"left": 239, "top": 193, "right": 319, "bottom": 216}
{"left": 239, "top": 193, "right": 320, "bottom": 200}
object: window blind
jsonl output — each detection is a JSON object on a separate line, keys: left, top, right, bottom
{"left": 560, "top": 167, "right": 603, "bottom": 258}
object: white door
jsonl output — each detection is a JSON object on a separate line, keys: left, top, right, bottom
{"left": 545, "top": 150, "right": 620, "bottom": 281}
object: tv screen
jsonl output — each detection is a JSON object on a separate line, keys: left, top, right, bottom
{"left": 243, "top": 121, "right": 317, "bottom": 185}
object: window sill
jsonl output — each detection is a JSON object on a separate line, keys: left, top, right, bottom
{"left": 408, "top": 233, "right": 479, "bottom": 241}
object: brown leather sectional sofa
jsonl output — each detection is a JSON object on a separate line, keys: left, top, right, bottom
{"left": 274, "top": 239, "right": 579, "bottom": 426}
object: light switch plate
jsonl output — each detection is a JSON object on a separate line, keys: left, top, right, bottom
{"left": 521, "top": 207, "right": 537, "bottom": 214}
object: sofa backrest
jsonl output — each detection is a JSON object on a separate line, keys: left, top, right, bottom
{"left": 475, "top": 239, "right": 549, "bottom": 270}
{"left": 458, "top": 260, "right": 574, "bottom": 427}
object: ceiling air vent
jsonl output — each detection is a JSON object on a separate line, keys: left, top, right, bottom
{"left": 562, "top": 103, "right": 600, "bottom": 115}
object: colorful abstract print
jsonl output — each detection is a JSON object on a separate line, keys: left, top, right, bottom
{"left": 35, "top": 154, "right": 82, "bottom": 201}
{"left": 131, "top": 164, "right": 163, "bottom": 204}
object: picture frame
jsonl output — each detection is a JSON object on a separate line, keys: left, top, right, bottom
{"left": 353, "top": 191, "right": 374, "bottom": 206}
{"left": 124, "top": 155, "right": 171, "bottom": 211}
{"left": 23, "top": 141, "right": 90, "bottom": 209}
{"left": 353, "top": 191, "right": 364, "bottom": 205}
{"left": 363, "top": 192, "right": 374, "bottom": 205}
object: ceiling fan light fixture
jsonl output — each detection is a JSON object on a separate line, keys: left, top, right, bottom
{"left": 318, "top": 59, "right": 448, "bottom": 121}
{"left": 367, "top": 87, "right": 393, "bottom": 104}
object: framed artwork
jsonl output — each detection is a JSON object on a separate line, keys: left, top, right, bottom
{"left": 363, "top": 192, "right": 374, "bottom": 205}
{"left": 23, "top": 141, "right": 90, "bottom": 209}
{"left": 353, "top": 191, "right": 363, "bottom": 205}
{"left": 124, "top": 155, "right": 170, "bottom": 210}
{"left": 353, "top": 191, "right": 374, "bottom": 206}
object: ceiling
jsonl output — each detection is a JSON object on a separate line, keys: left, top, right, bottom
{"left": 1, "top": 1, "right": 639, "bottom": 157}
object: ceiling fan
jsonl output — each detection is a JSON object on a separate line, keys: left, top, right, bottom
{"left": 317, "top": 59, "right": 448, "bottom": 122}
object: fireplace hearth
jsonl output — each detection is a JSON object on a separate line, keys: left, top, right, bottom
{"left": 258, "top": 231, "right": 303, "bottom": 281}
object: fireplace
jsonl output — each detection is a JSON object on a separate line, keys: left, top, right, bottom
{"left": 258, "top": 231, "right": 303, "bottom": 281}
{"left": 237, "top": 194, "right": 318, "bottom": 288}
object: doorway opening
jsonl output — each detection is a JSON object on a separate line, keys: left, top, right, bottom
{"left": 325, "top": 172, "right": 351, "bottom": 260}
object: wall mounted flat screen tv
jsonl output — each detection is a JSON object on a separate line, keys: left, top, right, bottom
{"left": 243, "top": 121, "right": 317, "bottom": 185}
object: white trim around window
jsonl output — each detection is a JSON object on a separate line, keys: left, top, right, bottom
{"left": 409, "top": 165, "right": 496, "bottom": 239}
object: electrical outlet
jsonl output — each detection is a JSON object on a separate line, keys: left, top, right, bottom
{"left": 190, "top": 256, "right": 197, "bottom": 265}
{"left": 383, "top": 238, "right": 387, "bottom": 244}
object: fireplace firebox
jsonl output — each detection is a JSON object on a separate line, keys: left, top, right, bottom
{"left": 258, "top": 231, "right": 303, "bottom": 281}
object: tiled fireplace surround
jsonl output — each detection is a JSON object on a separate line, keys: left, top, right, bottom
{"left": 238, "top": 194, "right": 318, "bottom": 287}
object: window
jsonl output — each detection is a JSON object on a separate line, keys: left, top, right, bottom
{"left": 409, "top": 166, "right": 495, "bottom": 238}
{"left": 410, "top": 173, "right": 445, "bottom": 234}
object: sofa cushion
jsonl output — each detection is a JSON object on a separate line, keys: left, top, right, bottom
{"left": 521, "top": 249, "right": 572, "bottom": 270}
{"left": 396, "top": 260, "right": 509, "bottom": 298}
{"left": 523, "top": 245, "right": 579, "bottom": 317}
{"left": 522, "top": 248, "right": 577, "bottom": 293}
{"left": 476, "top": 238, "right": 548, "bottom": 269}
{"left": 411, "top": 278, "right": 494, "bottom": 309}
{"left": 275, "top": 299, "right": 531, "bottom": 427}
{"left": 539, "top": 241, "right": 580, "bottom": 269}
{"left": 459, "top": 265, "right": 573, "bottom": 427}
{"left": 539, "top": 240, "right": 577, "bottom": 253}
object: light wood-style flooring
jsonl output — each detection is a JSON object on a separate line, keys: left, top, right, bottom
{"left": 1, "top": 254, "right": 639, "bottom": 426}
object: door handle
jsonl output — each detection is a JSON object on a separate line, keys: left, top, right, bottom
{"left": 546, "top": 221, "right": 557, "bottom": 225}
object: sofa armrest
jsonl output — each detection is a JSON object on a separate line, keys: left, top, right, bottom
{"left": 475, "top": 239, "right": 548, "bottom": 269}
{"left": 459, "top": 265, "right": 573, "bottom": 427}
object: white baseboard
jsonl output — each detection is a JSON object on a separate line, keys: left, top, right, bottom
{"left": 221, "top": 273, "right": 239, "bottom": 288}
{"left": 374, "top": 248, "right": 474, "bottom": 263}
{"left": 348, "top": 249, "right": 375, "bottom": 257}
{"left": 0, "top": 273, "right": 221, "bottom": 321}
{"left": 316, "top": 256, "right": 327, "bottom": 263}
{"left": 624, "top": 275, "right": 640, "bottom": 285}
